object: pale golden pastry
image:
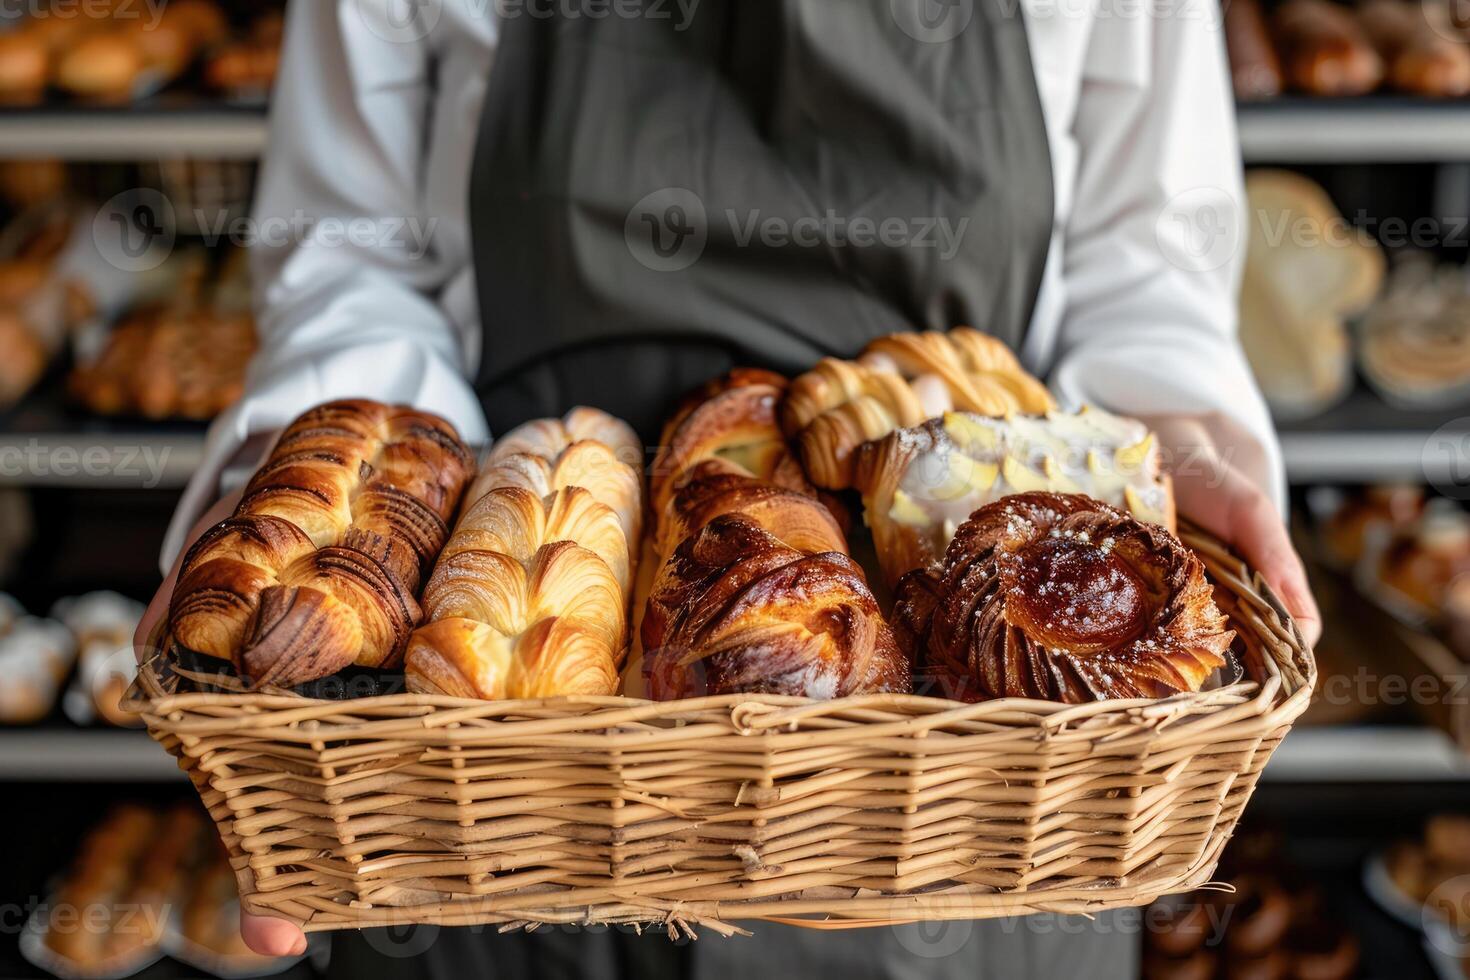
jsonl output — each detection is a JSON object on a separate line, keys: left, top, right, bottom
{"left": 783, "top": 327, "right": 1055, "bottom": 489}
{"left": 406, "top": 408, "right": 644, "bottom": 700}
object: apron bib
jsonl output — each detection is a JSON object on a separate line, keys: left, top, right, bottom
{"left": 468, "top": 0, "right": 1055, "bottom": 438}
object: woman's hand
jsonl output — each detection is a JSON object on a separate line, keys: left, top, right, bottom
{"left": 132, "top": 486, "right": 309, "bottom": 959}
{"left": 1150, "top": 418, "right": 1322, "bottom": 649}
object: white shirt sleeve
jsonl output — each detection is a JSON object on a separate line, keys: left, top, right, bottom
{"left": 161, "top": 0, "right": 490, "bottom": 569}
{"left": 1043, "top": 0, "right": 1285, "bottom": 510}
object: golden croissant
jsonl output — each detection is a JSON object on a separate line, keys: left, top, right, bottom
{"left": 893, "top": 492, "right": 1233, "bottom": 703}
{"left": 783, "top": 327, "right": 1055, "bottom": 489}
{"left": 168, "top": 400, "right": 475, "bottom": 688}
{"left": 405, "top": 407, "right": 644, "bottom": 700}
{"left": 855, "top": 408, "right": 1175, "bottom": 588}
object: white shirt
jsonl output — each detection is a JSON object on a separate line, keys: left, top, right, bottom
{"left": 163, "top": 0, "right": 1281, "bottom": 565}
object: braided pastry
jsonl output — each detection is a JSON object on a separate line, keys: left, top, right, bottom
{"left": 650, "top": 368, "right": 815, "bottom": 555}
{"left": 405, "top": 408, "right": 643, "bottom": 700}
{"left": 168, "top": 400, "right": 474, "bottom": 688}
{"left": 894, "top": 492, "right": 1232, "bottom": 703}
{"left": 783, "top": 327, "right": 1055, "bottom": 488}
{"left": 643, "top": 372, "right": 908, "bottom": 699}
{"left": 854, "top": 408, "right": 1174, "bottom": 588}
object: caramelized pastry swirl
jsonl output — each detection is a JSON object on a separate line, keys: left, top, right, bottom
{"left": 895, "top": 492, "right": 1233, "bottom": 703}
{"left": 644, "top": 516, "right": 908, "bottom": 700}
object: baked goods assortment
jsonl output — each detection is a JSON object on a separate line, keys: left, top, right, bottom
{"left": 782, "top": 327, "right": 1055, "bottom": 489}
{"left": 54, "top": 591, "right": 145, "bottom": 727}
{"left": 169, "top": 400, "right": 476, "bottom": 690}
{"left": 1234, "top": 0, "right": 1470, "bottom": 99}
{"left": 0, "top": 0, "right": 281, "bottom": 106}
{"left": 405, "top": 407, "right": 644, "bottom": 699}
{"left": 1145, "top": 832, "right": 1360, "bottom": 980}
{"left": 893, "top": 493, "right": 1232, "bottom": 703}
{"left": 1383, "top": 814, "right": 1470, "bottom": 928}
{"left": 0, "top": 205, "right": 81, "bottom": 410}
{"left": 853, "top": 407, "right": 1174, "bottom": 589}
{"left": 29, "top": 802, "right": 299, "bottom": 978}
{"left": 1238, "top": 170, "right": 1384, "bottom": 421}
{"left": 157, "top": 329, "right": 1260, "bottom": 709}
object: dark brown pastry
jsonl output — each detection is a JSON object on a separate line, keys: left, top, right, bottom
{"left": 896, "top": 492, "right": 1234, "bottom": 703}
{"left": 643, "top": 515, "right": 909, "bottom": 699}
{"left": 169, "top": 400, "right": 475, "bottom": 688}
{"left": 1273, "top": 0, "right": 1385, "bottom": 95}
{"left": 1227, "top": 0, "right": 1286, "bottom": 98}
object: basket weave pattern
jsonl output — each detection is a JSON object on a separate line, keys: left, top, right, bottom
{"left": 130, "top": 528, "right": 1314, "bottom": 933}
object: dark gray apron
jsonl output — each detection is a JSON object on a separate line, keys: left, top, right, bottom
{"left": 328, "top": 2, "right": 1132, "bottom": 977}
{"left": 467, "top": 0, "right": 1053, "bottom": 439}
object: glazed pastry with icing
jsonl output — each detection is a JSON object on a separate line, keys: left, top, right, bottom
{"left": 854, "top": 407, "right": 1174, "bottom": 588}
{"left": 894, "top": 492, "right": 1233, "bottom": 703}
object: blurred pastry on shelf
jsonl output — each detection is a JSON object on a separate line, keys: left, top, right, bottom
{"left": 1383, "top": 814, "right": 1470, "bottom": 932}
{"left": 205, "top": 10, "right": 284, "bottom": 97}
{"left": 0, "top": 613, "right": 75, "bottom": 725}
{"left": 0, "top": 28, "right": 48, "bottom": 105}
{"left": 1239, "top": 170, "right": 1384, "bottom": 421}
{"left": 1226, "top": 0, "right": 1284, "bottom": 99}
{"left": 0, "top": 160, "right": 68, "bottom": 210}
{"left": 53, "top": 591, "right": 145, "bottom": 728}
{"left": 1376, "top": 499, "right": 1470, "bottom": 622}
{"left": 1360, "top": 0, "right": 1470, "bottom": 96}
{"left": 69, "top": 250, "right": 258, "bottom": 420}
{"left": 1272, "top": 0, "right": 1385, "bottom": 95}
{"left": 1319, "top": 484, "right": 1425, "bottom": 567}
{"left": 54, "top": 30, "right": 146, "bottom": 103}
{"left": 1145, "top": 833, "right": 1360, "bottom": 980}
{"left": 1360, "top": 254, "right": 1470, "bottom": 409}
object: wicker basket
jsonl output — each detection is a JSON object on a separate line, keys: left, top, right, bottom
{"left": 125, "top": 527, "right": 1314, "bottom": 935}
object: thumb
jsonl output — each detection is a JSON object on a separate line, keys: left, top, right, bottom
{"left": 240, "top": 911, "right": 308, "bottom": 958}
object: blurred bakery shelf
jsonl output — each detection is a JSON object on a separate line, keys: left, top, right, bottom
{"left": 0, "top": 104, "right": 267, "bottom": 160}
{"left": 0, "top": 729, "right": 178, "bottom": 781}
{"left": 1239, "top": 97, "right": 1470, "bottom": 163}
{"left": 1265, "top": 726, "right": 1470, "bottom": 782}
{"left": 0, "top": 379, "right": 209, "bottom": 489}
{"left": 1276, "top": 386, "right": 1470, "bottom": 483}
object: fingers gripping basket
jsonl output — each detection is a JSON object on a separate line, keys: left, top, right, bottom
{"left": 125, "top": 527, "right": 1314, "bottom": 934}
